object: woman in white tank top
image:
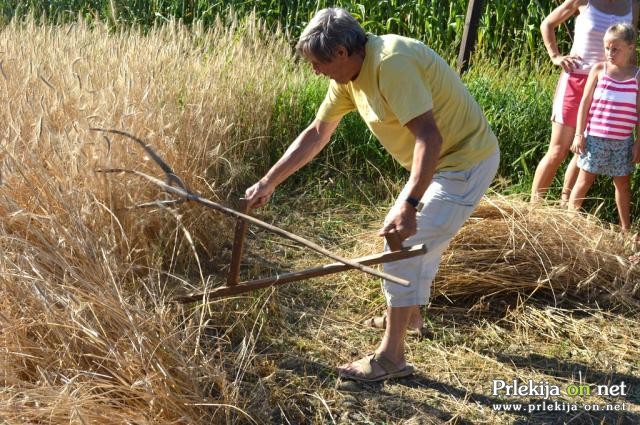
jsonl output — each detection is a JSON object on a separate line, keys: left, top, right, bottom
{"left": 530, "top": 0, "right": 638, "bottom": 204}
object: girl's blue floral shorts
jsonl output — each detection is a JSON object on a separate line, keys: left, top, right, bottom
{"left": 578, "top": 135, "right": 635, "bottom": 177}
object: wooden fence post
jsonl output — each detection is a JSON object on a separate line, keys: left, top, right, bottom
{"left": 457, "top": 0, "right": 484, "bottom": 74}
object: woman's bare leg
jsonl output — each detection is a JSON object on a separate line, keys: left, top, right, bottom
{"left": 531, "top": 122, "right": 575, "bottom": 202}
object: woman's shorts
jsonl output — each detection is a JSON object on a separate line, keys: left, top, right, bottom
{"left": 551, "top": 72, "right": 588, "bottom": 128}
{"left": 578, "top": 135, "right": 635, "bottom": 176}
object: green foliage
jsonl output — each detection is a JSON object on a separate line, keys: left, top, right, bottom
{"left": 463, "top": 62, "right": 556, "bottom": 193}
{"left": 1, "top": 0, "right": 570, "bottom": 65}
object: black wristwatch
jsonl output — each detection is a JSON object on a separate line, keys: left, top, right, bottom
{"left": 405, "top": 196, "right": 422, "bottom": 211}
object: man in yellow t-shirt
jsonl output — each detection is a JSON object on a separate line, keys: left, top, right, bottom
{"left": 245, "top": 8, "right": 500, "bottom": 382}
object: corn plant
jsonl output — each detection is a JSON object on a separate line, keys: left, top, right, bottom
{"left": 1, "top": 0, "right": 569, "bottom": 64}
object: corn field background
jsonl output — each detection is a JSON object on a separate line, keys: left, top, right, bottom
{"left": 1, "top": 0, "right": 568, "bottom": 65}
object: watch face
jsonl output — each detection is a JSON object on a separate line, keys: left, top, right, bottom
{"left": 405, "top": 197, "right": 420, "bottom": 209}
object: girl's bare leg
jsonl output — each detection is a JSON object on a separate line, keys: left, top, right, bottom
{"left": 561, "top": 154, "right": 580, "bottom": 205}
{"left": 612, "top": 175, "right": 632, "bottom": 231}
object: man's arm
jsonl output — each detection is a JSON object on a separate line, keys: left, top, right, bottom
{"left": 379, "top": 110, "right": 442, "bottom": 241}
{"left": 245, "top": 118, "right": 340, "bottom": 208}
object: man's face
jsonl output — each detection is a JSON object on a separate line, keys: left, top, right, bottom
{"left": 307, "top": 46, "right": 359, "bottom": 84}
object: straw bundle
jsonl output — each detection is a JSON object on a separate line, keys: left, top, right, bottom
{"left": 434, "top": 195, "right": 639, "bottom": 310}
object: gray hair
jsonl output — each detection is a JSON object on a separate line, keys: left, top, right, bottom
{"left": 605, "top": 22, "right": 636, "bottom": 44}
{"left": 295, "top": 8, "right": 367, "bottom": 63}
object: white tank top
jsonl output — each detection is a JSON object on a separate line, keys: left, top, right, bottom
{"left": 569, "top": 0, "right": 633, "bottom": 74}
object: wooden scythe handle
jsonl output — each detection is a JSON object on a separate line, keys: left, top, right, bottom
{"left": 226, "top": 198, "right": 249, "bottom": 286}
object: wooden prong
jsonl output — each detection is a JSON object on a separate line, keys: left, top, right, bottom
{"left": 385, "top": 233, "right": 403, "bottom": 252}
{"left": 226, "top": 198, "right": 249, "bottom": 286}
{"left": 97, "top": 149, "right": 411, "bottom": 285}
{"left": 174, "top": 244, "right": 428, "bottom": 303}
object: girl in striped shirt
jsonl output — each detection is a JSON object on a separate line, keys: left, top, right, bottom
{"left": 570, "top": 23, "right": 640, "bottom": 231}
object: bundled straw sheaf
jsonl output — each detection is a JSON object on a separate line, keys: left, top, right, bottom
{"left": 0, "top": 15, "right": 296, "bottom": 423}
{"left": 434, "top": 195, "right": 640, "bottom": 310}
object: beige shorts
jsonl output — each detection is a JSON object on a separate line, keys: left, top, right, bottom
{"left": 382, "top": 149, "right": 499, "bottom": 307}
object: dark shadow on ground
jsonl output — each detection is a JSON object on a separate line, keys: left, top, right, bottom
{"left": 261, "top": 287, "right": 640, "bottom": 423}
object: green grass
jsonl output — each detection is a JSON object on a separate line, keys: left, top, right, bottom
{"left": 464, "top": 61, "right": 557, "bottom": 193}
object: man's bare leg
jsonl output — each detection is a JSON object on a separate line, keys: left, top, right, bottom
{"left": 338, "top": 305, "right": 416, "bottom": 379}
{"left": 363, "top": 306, "right": 423, "bottom": 330}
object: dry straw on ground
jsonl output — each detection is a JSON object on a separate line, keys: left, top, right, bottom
{"left": 333, "top": 194, "right": 639, "bottom": 318}
{"left": 229, "top": 196, "right": 640, "bottom": 423}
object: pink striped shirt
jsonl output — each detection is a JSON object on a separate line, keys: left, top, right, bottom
{"left": 587, "top": 69, "right": 639, "bottom": 140}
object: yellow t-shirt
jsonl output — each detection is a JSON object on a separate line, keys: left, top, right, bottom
{"left": 316, "top": 34, "right": 498, "bottom": 171}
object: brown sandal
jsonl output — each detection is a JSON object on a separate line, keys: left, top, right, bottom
{"left": 338, "top": 353, "right": 415, "bottom": 382}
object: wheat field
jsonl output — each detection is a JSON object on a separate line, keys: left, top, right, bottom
{"left": 0, "top": 16, "right": 299, "bottom": 423}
